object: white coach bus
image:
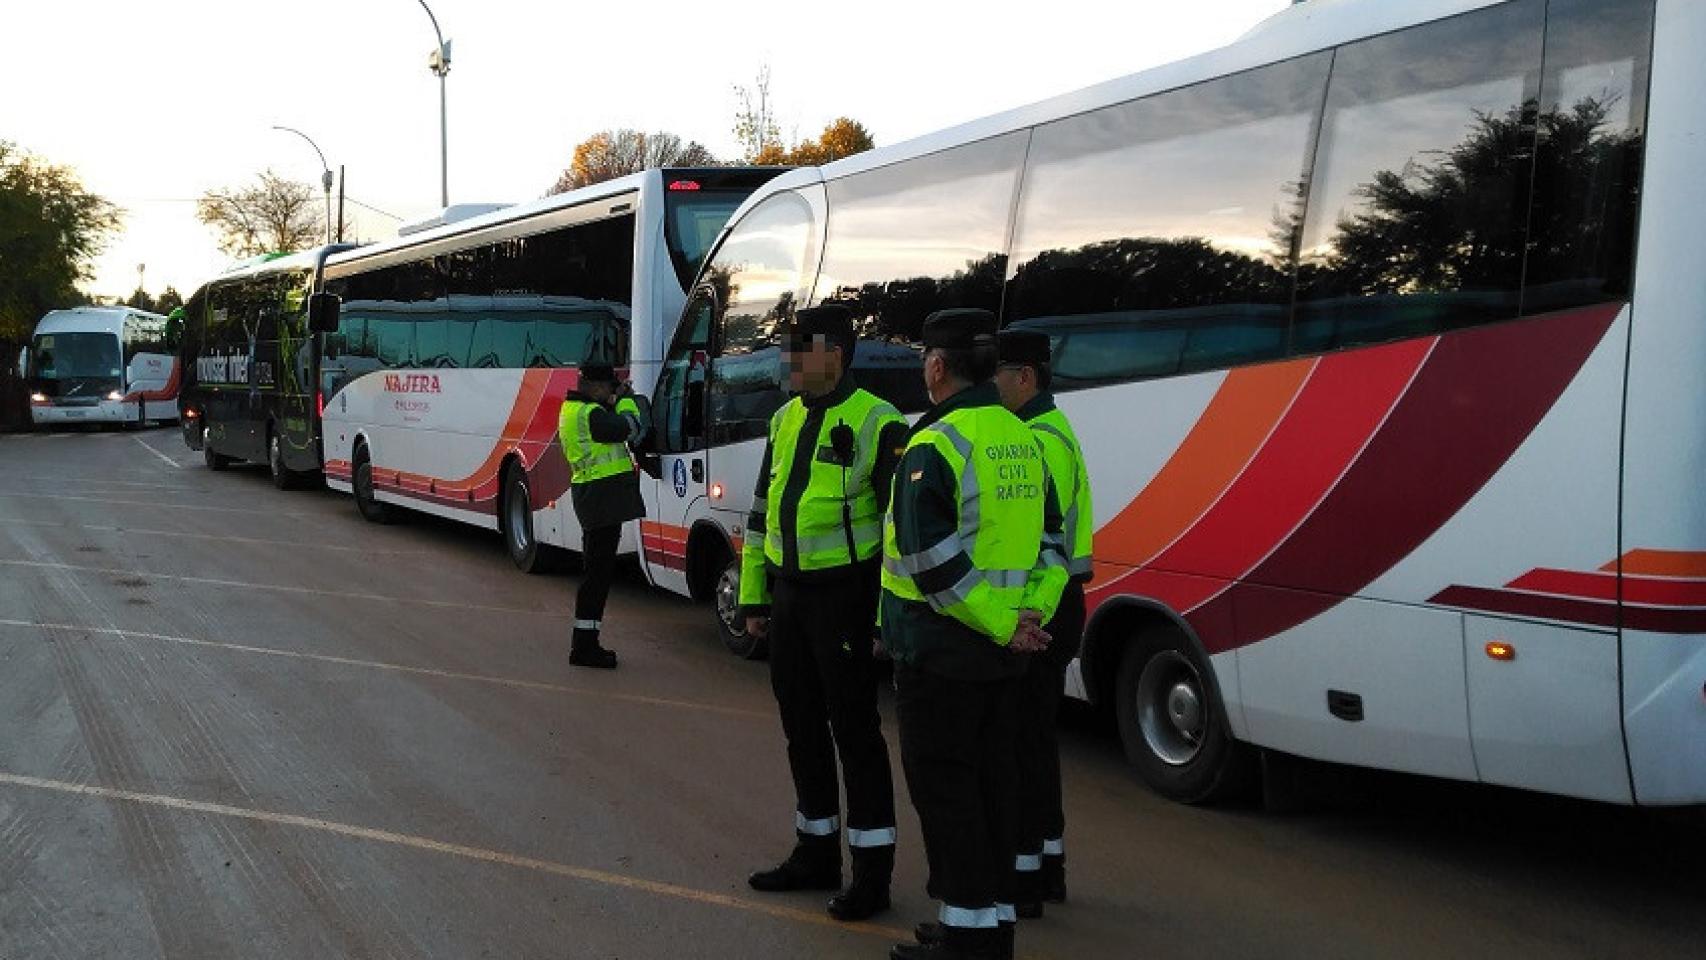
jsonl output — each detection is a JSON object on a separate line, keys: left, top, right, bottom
{"left": 316, "top": 167, "right": 786, "bottom": 570}
{"left": 644, "top": 0, "right": 1705, "bottom": 806}
{"left": 19, "top": 306, "right": 180, "bottom": 428}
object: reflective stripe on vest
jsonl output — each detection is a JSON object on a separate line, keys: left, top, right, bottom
{"left": 880, "top": 404, "right": 1053, "bottom": 639}
{"left": 759, "top": 388, "right": 902, "bottom": 572}
{"left": 560, "top": 399, "right": 635, "bottom": 485}
{"left": 1027, "top": 407, "right": 1094, "bottom": 578}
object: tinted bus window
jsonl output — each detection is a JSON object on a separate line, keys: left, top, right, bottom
{"left": 1008, "top": 53, "right": 1329, "bottom": 387}
{"left": 666, "top": 191, "right": 749, "bottom": 290}
{"left": 1522, "top": 0, "right": 1653, "bottom": 313}
{"left": 816, "top": 133, "right": 1028, "bottom": 412}
{"left": 1292, "top": 0, "right": 1544, "bottom": 353}
{"left": 703, "top": 191, "right": 820, "bottom": 444}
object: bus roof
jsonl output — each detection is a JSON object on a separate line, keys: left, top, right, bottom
{"left": 732, "top": 0, "right": 1507, "bottom": 209}
{"left": 322, "top": 166, "right": 787, "bottom": 274}
{"left": 33, "top": 305, "right": 167, "bottom": 336}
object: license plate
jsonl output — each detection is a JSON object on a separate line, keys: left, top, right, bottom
{"left": 64, "top": 410, "right": 85, "bottom": 418}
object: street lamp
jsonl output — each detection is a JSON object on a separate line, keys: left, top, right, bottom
{"left": 416, "top": 0, "right": 451, "bottom": 208}
{"left": 271, "top": 125, "right": 334, "bottom": 245}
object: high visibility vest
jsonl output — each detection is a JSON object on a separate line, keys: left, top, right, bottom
{"left": 559, "top": 397, "right": 639, "bottom": 485}
{"left": 740, "top": 389, "right": 903, "bottom": 605}
{"left": 881, "top": 404, "right": 1056, "bottom": 644}
{"left": 1025, "top": 404, "right": 1094, "bottom": 580}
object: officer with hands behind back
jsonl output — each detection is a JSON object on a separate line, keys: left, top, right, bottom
{"left": 557, "top": 361, "right": 649, "bottom": 669}
{"left": 882, "top": 308, "right": 1068, "bottom": 960}
{"left": 742, "top": 304, "right": 910, "bottom": 922}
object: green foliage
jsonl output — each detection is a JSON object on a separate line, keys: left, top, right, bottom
{"left": 0, "top": 141, "right": 121, "bottom": 341}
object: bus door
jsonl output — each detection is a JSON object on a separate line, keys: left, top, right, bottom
{"left": 641, "top": 289, "right": 716, "bottom": 595}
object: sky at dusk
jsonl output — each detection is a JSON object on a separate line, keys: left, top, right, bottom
{"left": 5, "top": 0, "right": 1289, "bottom": 300}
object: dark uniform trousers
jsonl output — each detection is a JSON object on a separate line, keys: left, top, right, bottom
{"left": 1015, "top": 580, "right": 1086, "bottom": 864}
{"left": 896, "top": 662, "right": 1019, "bottom": 913}
{"left": 574, "top": 522, "right": 624, "bottom": 630}
{"left": 769, "top": 565, "right": 895, "bottom": 838}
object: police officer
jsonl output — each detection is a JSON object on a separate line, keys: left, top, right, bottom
{"left": 558, "top": 363, "right": 648, "bottom": 669}
{"left": 883, "top": 309, "right": 1068, "bottom": 960}
{"left": 993, "top": 330, "right": 1092, "bottom": 915}
{"left": 743, "top": 304, "right": 909, "bottom": 921}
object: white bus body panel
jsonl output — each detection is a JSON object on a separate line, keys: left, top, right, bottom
{"left": 1617, "top": 0, "right": 1706, "bottom": 806}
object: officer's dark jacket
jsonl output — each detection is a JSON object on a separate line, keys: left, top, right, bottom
{"left": 881, "top": 382, "right": 1064, "bottom": 682}
{"left": 564, "top": 389, "right": 647, "bottom": 530}
{"left": 740, "top": 373, "right": 908, "bottom": 617}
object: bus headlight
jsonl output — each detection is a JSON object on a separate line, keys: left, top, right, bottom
{"left": 106, "top": 390, "right": 124, "bottom": 401}
{"left": 29, "top": 392, "right": 47, "bottom": 403}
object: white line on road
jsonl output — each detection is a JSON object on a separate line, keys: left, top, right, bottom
{"left": 0, "top": 558, "right": 564, "bottom": 618}
{"left": 0, "top": 618, "right": 769, "bottom": 720}
{"left": 0, "top": 769, "right": 904, "bottom": 940}
{"left": 0, "top": 475, "right": 197, "bottom": 491}
{"left": 0, "top": 491, "right": 312, "bottom": 517}
{"left": 0, "top": 517, "right": 432, "bottom": 556}
{"left": 130, "top": 434, "right": 183, "bottom": 469}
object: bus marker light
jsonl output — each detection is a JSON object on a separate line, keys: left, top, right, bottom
{"left": 710, "top": 482, "right": 725, "bottom": 499}
{"left": 184, "top": 408, "right": 199, "bottom": 419}
{"left": 1485, "top": 641, "right": 1516, "bottom": 662}
{"left": 316, "top": 390, "right": 325, "bottom": 417}
{"left": 667, "top": 180, "right": 702, "bottom": 192}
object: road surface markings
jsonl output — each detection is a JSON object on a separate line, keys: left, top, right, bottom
{"left": 130, "top": 434, "right": 183, "bottom": 469}
{"left": 0, "top": 769, "right": 905, "bottom": 939}
{"left": 0, "top": 475, "right": 189, "bottom": 491}
{"left": 0, "top": 517, "right": 432, "bottom": 556}
{"left": 0, "top": 618, "right": 769, "bottom": 721}
{"left": 0, "top": 558, "right": 564, "bottom": 618}
{"left": 0, "top": 491, "right": 313, "bottom": 518}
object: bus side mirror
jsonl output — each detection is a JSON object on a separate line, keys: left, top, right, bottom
{"left": 308, "top": 292, "right": 342, "bottom": 334}
{"left": 15, "top": 346, "right": 26, "bottom": 379}
{"left": 637, "top": 451, "right": 662, "bottom": 479}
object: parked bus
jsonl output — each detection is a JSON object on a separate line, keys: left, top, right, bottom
{"left": 177, "top": 246, "right": 351, "bottom": 486}
{"left": 18, "top": 306, "right": 180, "bottom": 428}
{"left": 645, "top": 0, "right": 1705, "bottom": 807}
{"left": 315, "top": 167, "right": 786, "bottom": 569}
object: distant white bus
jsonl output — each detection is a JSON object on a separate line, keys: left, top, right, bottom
{"left": 18, "top": 306, "right": 181, "bottom": 427}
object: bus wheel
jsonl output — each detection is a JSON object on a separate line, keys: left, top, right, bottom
{"left": 202, "top": 427, "right": 234, "bottom": 472}
{"left": 353, "top": 444, "right": 393, "bottom": 524}
{"left": 502, "top": 464, "right": 553, "bottom": 574}
{"left": 1115, "top": 627, "right": 1254, "bottom": 804}
{"left": 714, "top": 554, "right": 765, "bottom": 660}
{"left": 268, "top": 428, "right": 302, "bottom": 491}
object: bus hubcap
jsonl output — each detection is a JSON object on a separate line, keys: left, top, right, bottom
{"left": 1137, "top": 650, "right": 1207, "bottom": 766}
{"left": 507, "top": 482, "right": 530, "bottom": 554}
{"left": 715, "top": 564, "right": 743, "bottom": 636}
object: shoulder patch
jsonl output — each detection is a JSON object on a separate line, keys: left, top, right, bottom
{"left": 909, "top": 469, "right": 924, "bottom": 482}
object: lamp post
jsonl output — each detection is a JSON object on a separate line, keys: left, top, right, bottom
{"left": 417, "top": 0, "right": 451, "bottom": 208}
{"left": 271, "top": 125, "right": 334, "bottom": 245}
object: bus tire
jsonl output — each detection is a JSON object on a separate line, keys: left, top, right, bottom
{"left": 268, "top": 427, "right": 303, "bottom": 491}
{"left": 714, "top": 553, "right": 766, "bottom": 660}
{"left": 203, "top": 427, "right": 234, "bottom": 471}
{"left": 353, "top": 443, "right": 393, "bottom": 524}
{"left": 1115, "top": 626, "right": 1255, "bottom": 804}
{"left": 501, "top": 463, "right": 555, "bottom": 574}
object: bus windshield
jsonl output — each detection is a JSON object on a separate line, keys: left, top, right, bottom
{"left": 29, "top": 332, "right": 122, "bottom": 383}
{"left": 664, "top": 190, "right": 751, "bottom": 291}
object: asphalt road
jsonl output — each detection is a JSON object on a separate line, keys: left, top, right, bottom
{"left": 1, "top": 425, "right": 1702, "bottom": 960}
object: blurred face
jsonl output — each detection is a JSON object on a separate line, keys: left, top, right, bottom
{"left": 993, "top": 363, "right": 1038, "bottom": 412}
{"left": 784, "top": 334, "right": 843, "bottom": 396}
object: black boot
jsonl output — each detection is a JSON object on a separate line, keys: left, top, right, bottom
{"left": 891, "top": 925, "right": 1002, "bottom": 959}
{"left": 827, "top": 845, "right": 891, "bottom": 921}
{"left": 1014, "top": 867, "right": 1044, "bottom": 919}
{"left": 996, "top": 921, "right": 1015, "bottom": 960}
{"left": 568, "top": 628, "right": 617, "bottom": 669}
{"left": 1040, "top": 853, "right": 1066, "bottom": 903}
{"left": 914, "top": 921, "right": 944, "bottom": 945}
{"left": 748, "top": 836, "right": 841, "bottom": 892}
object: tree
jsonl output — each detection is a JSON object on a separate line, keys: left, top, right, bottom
{"left": 733, "top": 65, "right": 783, "bottom": 163}
{"left": 196, "top": 170, "right": 320, "bottom": 258}
{"left": 776, "top": 118, "right": 876, "bottom": 166}
{"left": 154, "top": 286, "right": 184, "bottom": 314}
{"left": 0, "top": 141, "right": 121, "bottom": 342}
{"left": 549, "top": 129, "right": 719, "bottom": 193}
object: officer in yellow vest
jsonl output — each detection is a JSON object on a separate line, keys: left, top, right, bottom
{"left": 558, "top": 363, "right": 648, "bottom": 669}
{"left": 883, "top": 309, "right": 1068, "bottom": 960}
{"left": 994, "top": 329, "right": 1093, "bottom": 917}
{"left": 742, "top": 304, "right": 909, "bottom": 922}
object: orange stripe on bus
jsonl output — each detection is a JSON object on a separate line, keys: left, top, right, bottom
{"left": 1608, "top": 550, "right": 1706, "bottom": 578}
{"left": 1090, "top": 358, "right": 1313, "bottom": 580}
